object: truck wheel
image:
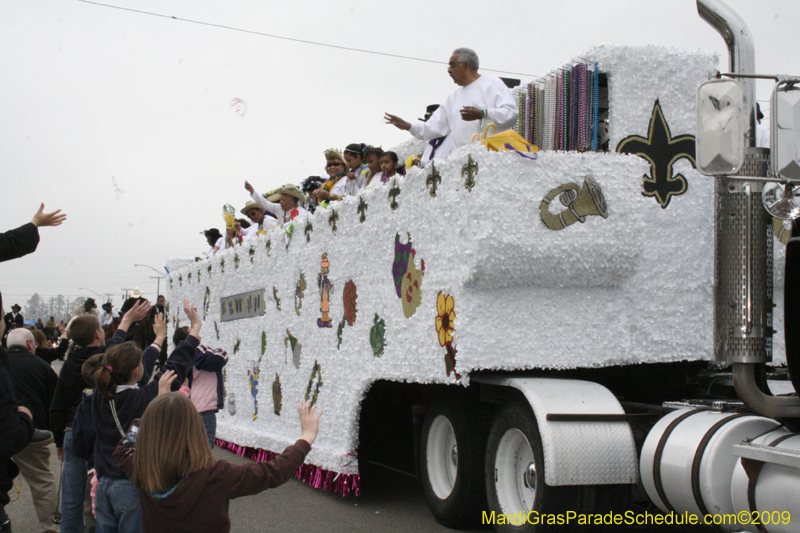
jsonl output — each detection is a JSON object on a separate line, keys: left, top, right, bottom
{"left": 485, "top": 402, "right": 581, "bottom": 532}
{"left": 420, "top": 401, "right": 486, "bottom": 527}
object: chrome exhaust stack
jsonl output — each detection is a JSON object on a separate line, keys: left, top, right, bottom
{"left": 698, "top": 0, "right": 800, "bottom": 417}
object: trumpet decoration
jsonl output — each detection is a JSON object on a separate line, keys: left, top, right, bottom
{"left": 540, "top": 176, "right": 608, "bottom": 230}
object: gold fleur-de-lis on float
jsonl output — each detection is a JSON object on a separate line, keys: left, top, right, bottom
{"left": 461, "top": 155, "right": 478, "bottom": 192}
{"left": 426, "top": 162, "right": 442, "bottom": 197}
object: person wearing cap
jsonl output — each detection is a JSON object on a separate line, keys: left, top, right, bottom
{"left": 201, "top": 228, "right": 222, "bottom": 260}
{"left": 72, "top": 297, "right": 99, "bottom": 319}
{"left": 385, "top": 47, "right": 518, "bottom": 163}
{"left": 244, "top": 181, "right": 308, "bottom": 226}
{"left": 3, "top": 304, "right": 24, "bottom": 334}
{"left": 239, "top": 200, "right": 278, "bottom": 241}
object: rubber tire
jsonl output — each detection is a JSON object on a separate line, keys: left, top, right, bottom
{"left": 419, "top": 400, "right": 487, "bottom": 528}
{"left": 485, "top": 402, "right": 582, "bottom": 532}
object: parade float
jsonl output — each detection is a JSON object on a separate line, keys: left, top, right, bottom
{"left": 166, "top": 1, "right": 800, "bottom": 530}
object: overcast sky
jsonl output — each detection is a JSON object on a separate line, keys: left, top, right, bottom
{"left": 2, "top": 0, "right": 799, "bottom": 314}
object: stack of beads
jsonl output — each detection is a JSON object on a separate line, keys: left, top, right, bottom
{"left": 514, "top": 62, "right": 599, "bottom": 153}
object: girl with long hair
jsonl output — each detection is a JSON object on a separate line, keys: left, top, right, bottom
{"left": 114, "top": 394, "right": 321, "bottom": 532}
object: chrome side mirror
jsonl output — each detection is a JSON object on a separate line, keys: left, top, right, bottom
{"left": 771, "top": 79, "right": 800, "bottom": 180}
{"left": 696, "top": 78, "right": 745, "bottom": 175}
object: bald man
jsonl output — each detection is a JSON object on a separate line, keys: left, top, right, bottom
{"left": 6, "top": 328, "right": 59, "bottom": 533}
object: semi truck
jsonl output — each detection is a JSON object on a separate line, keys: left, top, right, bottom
{"left": 166, "top": 1, "right": 800, "bottom": 530}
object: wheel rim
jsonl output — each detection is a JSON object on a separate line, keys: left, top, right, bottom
{"left": 494, "top": 428, "right": 536, "bottom": 516}
{"left": 426, "top": 415, "right": 458, "bottom": 499}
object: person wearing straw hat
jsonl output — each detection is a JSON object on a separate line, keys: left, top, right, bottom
{"left": 238, "top": 201, "right": 277, "bottom": 241}
{"left": 244, "top": 182, "right": 308, "bottom": 226}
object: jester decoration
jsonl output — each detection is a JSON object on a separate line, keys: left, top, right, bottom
{"left": 392, "top": 233, "right": 425, "bottom": 318}
{"left": 317, "top": 253, "right": 333, "bottom": 327}
{"left": 247, "top": 355, "right": 263, "bottom": 421}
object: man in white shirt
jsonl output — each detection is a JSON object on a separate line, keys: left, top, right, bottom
{"left": 99, "top": 302, "right": 118, "bottom": 330}
{"left": 244, "top": 182, "right": 308, "bottom": 227}
{"left": 385, "top": 47, "right": 518, "bottom": 164}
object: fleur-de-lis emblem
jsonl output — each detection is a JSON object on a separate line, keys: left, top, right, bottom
{"left": 265, "top": 239, "right": 271, "bottom": 257}
{"left": 249, "top": 247, "right": 255, "bottom": 263}
{"left": 304, "top": 223, "right": 313, "bottom": 243}
{"left": 389, "top": 181, "right": 401, "bottom": 210}
{"left": 461, "top": 154, "right": 479, "bottom": 192}
{"left": 198, "top": 269, "right": 201, "bottom": 283}
{"left": 426, "top": 162, "right": 442, "bottom": 197}
{"left": 234, "top": 253, "right": 240, "bottom": 270}
{"left": 187, "top": 272, "right": 192, "bottom": 283}
{"left": 328, "top": 210, "right": 339, "bottom": 233}
{"left": 357, "top": 197, "right": 368, "bottom": 223}
{"left": 207, "top": 264, "right": 212, "bottom": 276}
{"left": 179, "top": 274, "right": 182, "bottom": 287}
{"left": 220, "top": 259, "right": 225, "bottom": 273}
{"left": 616, "top": 99, "right": 696, "bottom": 209}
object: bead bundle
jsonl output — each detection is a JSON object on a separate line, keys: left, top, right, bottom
{"left": 515, "top": 62, "right": 600, "bottom": 153}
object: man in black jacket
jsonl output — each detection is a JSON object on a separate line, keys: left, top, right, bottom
{"left": 6, "top": 329, "right": 58, "bottom": 532}
{"left": 0, "top": 307, "right": 35, "bottom": 533}
{"left": 2, "top": 304, "right": 23, "bottom": 336}
{"left": 0, "top": 204, "right": 65, "bottom": 531}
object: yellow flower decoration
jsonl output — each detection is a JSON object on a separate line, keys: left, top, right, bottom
{"left": 435, "top": 292, "right": 456, "bottom": 346}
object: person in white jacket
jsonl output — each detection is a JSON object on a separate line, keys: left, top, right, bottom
{"left": 385, "top": 47, "right": 518, "bottom": 164}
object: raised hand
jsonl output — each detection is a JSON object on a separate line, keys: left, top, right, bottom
{"left": 158, "top": 370, "right": 177, "bottom": 396}
{"left": 31, "top": 203, "right": 67, "bottom": 227}
{"left": 298, "top": 400, "right": 322, "bottom": 445}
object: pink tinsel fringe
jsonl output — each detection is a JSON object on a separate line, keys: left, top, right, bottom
{"left": 215, "top": 438, "right": 360, "bottom": 497}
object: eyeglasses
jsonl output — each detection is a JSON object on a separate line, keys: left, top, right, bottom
{"left": 327, "top": 162, "right": 344, "bottom": 167}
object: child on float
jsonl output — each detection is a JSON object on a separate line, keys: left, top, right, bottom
{"left": 363, "top": 146, "right": 384, "bottom": 186}
{"left": 172, "top": 324, "right": 228, "bottom": 448}
{"left": 72, "top": 300, "right": 202, "bottom": 533}
{"left": 373, "top": 151, "right": 400, "bottom": 186}
{"left": 114, "top": 393, "right": 321, "bottom": 533}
